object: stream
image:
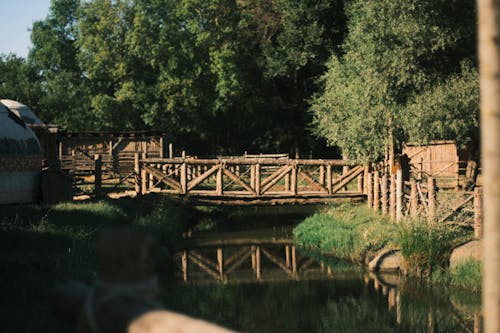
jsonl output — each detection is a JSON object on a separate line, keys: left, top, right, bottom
{"left": 159, "top": 205, "right": 482, "bottom": 333}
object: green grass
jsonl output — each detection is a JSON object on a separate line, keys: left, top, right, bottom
{"left": 0, "top": 196, "right": 194, "bottom": 332}
{"left": 293, "top": 204, "right": 395, "bottom": 262}
{"left": 433, "top": 259, "right": 482, "bottom": 292}
{"left": 293, "top": 203, "right": 474, "bottom": 279}
{"left": 396, "top": 220, "right": 469, "bottom": 276}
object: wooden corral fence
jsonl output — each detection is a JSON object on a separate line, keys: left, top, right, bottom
{"left": 176, "top": 238, "right": 333, "bottom": 283}
{"left": 57, "top": 130, "right": 167, "bottom": 197}
{"left": 363, "top": 162, "right": 483, "bottom": 238}
{"left": 135, "top": 156, "right": 366, "bottom": 203}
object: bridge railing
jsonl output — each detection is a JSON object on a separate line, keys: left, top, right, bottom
{"left": 135, "top": 156, "right": 365, "bottom": 198}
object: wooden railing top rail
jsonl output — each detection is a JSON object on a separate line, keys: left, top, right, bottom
{"left": 142, "top": 157, "right": 347, "bottom": 166}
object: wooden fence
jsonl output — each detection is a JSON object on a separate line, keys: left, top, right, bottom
{"left": 363, "top": 165, "right": 483, "bottom": 238}
{"left": 134, "top": 156, "right": 365, "bottom": 201}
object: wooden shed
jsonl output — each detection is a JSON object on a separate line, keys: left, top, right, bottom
{"left": 58, "top": 130, "right": 166, "bottom": 177}
{"left": 402, "top": 140, "right": 465, "bottom": 188}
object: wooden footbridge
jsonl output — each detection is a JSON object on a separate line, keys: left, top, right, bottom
{"left": 176, "top": 237, "right": 334, "bottom": 283}
{"left": 134, "top": 156, "right": 366, "bottom": 204}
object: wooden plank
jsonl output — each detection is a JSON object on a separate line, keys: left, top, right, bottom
{"left": 331, "top": 166, "right": 364, "bottom": 194}
{"left": 187, "top": 165, "right": 219, "bottom": 191}
{"left": 142, "top": 164, "right": 181, "bottom": 191}
{"left": 260, "top": 165, "right": 291, "bottom": 188}
{"left": 438, "top": 194, "right": 474, "bottom": 224}
{"left": 225, "top": 249, "right": 253, "bottom": 275}
{"left": 223, "top": 168, "right": 256, "bottom": 195}
{"left": 260, "top": 166, "right": 292, "bottom": 194}
{"left": 260, "top": 247, "right": 292, "bottom": 274}
{"left": 188, "top": 253, "right": 221, "bottom": 281}
{"left": 297, "top": 169, "right": 328, "bottom": 193}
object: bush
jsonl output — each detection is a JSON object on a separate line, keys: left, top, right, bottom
{"left": 293, "top": 204, "right": 395, "bottom": 261}
{"left": 396, "top": 220, "right": 469, "bottom": 276}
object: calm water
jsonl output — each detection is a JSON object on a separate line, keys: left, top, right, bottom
{"left": 160, "top": 206, "right": 482, "bottom": 333}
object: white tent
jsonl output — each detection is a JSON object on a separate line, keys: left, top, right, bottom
{"left": 0, "top": 102, "right": 42, "bottom": 204}
{"left": 0, "top": 99, "right": 44, "bottom": 125}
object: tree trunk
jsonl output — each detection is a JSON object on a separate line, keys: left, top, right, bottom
{"left": 478, "top": 1, "right": 500, "bottom": 331}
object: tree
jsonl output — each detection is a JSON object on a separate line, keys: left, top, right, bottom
{"left": 29, "top": 0, "right": 92, "bottom": 129}
{"left": 0, "top": 55, "right": 42, "bottom": 112}
{"left": 310, "top": 0, "right": 477, "bottom": 164}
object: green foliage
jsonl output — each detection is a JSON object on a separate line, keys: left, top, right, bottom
{"left": 310, "top": 0, "right": 477, "bottom": 163}
{"left": 433, "top": 259, "right": 482, "bottom": 292}
{"left": 294, "top": 204, "right": 473, "bottom": 279}
{"left": 396, "top": 220, "right": 469, "bottom": 275}
{"left": 293, "top": 204, "right": 395, "bottom": 261}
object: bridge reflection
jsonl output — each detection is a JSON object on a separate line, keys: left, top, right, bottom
{"left": 175, "top": 238, "right": 334, "bottom": 284}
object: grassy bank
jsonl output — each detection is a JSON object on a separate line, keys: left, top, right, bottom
{"left": 293, "top": 204, "right": 479, "bottom": 288}
{"left": 0, "top": 196, "right": 195, "bottom": 332}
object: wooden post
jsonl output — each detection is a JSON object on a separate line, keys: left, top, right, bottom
{"left": 290, "top": 163, "right": 298, "bottom": 195}
{"left": 410, "top": 179, "right": 418, "bottom": 218}
{"left": 285, "top": 245, "right": 291, "bottom": 268}
{"left": 326, "top": 164, "right": 333, "bottom": 194}
{"left": 367, "top": 171, "right": 373, "bottom": 208}
{"left": 58, "top": 141, "right": 63, "bottom": 161}
{"left": 182, "top": 250, "right": 188, "bottom": 282}
{"left": 319, "top": 165, "right": 325, "bottom": 185}
{"left": 94, "top": 154, "right": 102, "bottom": 197}
{"left": 255, "top": 246, "right": 261, "bottom": 280}
{"left": 141, "top": 154, "right": 147, "bottom": 195}
{"left": 285, "top": 172, "right": 291, "bottom": 192}
{"left": 428, "top": 177, "right": 436, "bottom": 224}
{"left": 475, "top": 187, "right": 483, "bottom": 239}
{"left": 291, "top": 246, "right": 297, "bottom": 275}
{"left": 479, "top": 2, "right": 500, "bottom": 331}
{"left": 216, "top": 163, "right": 224, "bottom": 196}
{"left": 358, "top": 173, "right": 364, "bottom": 193}
{"left": 168, "top": 143, "right": 173, "bottom": 159}
{"left": 134, "top": 153, "right": 141, "bottom": 196}
{"left": 217, "top": 248, "right": 224, "bottom": 280}
{"left": 255, "top": 164, "right": 261, "bottom": 195}
{"left": 251, "top": 246, "right": 256, "bottom": 271}
{"left": 363, "top": 165, "right": 370, "bottom": 194}
{"left": 390, "top": 174, "right": 396, "bottom": 220}
{"left": 180, "top": 162, "right": 188, "bottom": 195}
{"left": 159, "top": 136, "right": 164, "bottom": 158}
{"left": 381, "top": 173, "right": 388, "bottom": 215}
{"left": 250, "top": 164, "right": 256, "bottom": 189}
{"left": 396, "top": 169, "right": 403, "bottom": 222}
{"left": 149, "top": 166, "right": 155, "bottom": 190}
{"left": 373, "top": 170, "right": 380, "bottom": 212}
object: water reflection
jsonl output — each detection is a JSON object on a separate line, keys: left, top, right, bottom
{"left": 175, "top": 238, "right": 335, "bottom": 284}
{"left": 166, "top": 242, "right": 482, "bottom": 332}
{"left": 165, "top": 225, "right": 482, "bottom": 332}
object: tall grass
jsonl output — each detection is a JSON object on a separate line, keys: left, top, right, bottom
{"left": 294, "top": 204, "right": 473, "bottom": 278}
{"left": 396, "top": 220, "right": 469, "bottom": 276}
{"left": 293, "top": 204, "right": 395, "bottom": 262}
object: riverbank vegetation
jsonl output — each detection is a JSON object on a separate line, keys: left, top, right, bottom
{"left": 293, "top": 204, "right": 480, "bottom": 290}
{"left": 0, "top": 197, "right": 194, "bottom": 332}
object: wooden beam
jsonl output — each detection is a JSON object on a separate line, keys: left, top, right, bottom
{"left": 142, "top": 164, "right": 181, "bottom": 192}
{"left": 260, "top": 247, "right": 292, "bottom": 274}
{"left": 187, "top": 165, "right": 219, "bottom": 191}
{"left": 223, "top": 168, "right": 256, "bottom": 195}
{"left": 297, "top": 169, "right": 328, "bottom": 193}
{"left": 189, "top": 253, "right": 221, "bottom": 281}
{"left": 331, "top": 166, "right": 364, "bottom": 194}
{"left": 260, "top": 166, "right": 292, "bottom": 194}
